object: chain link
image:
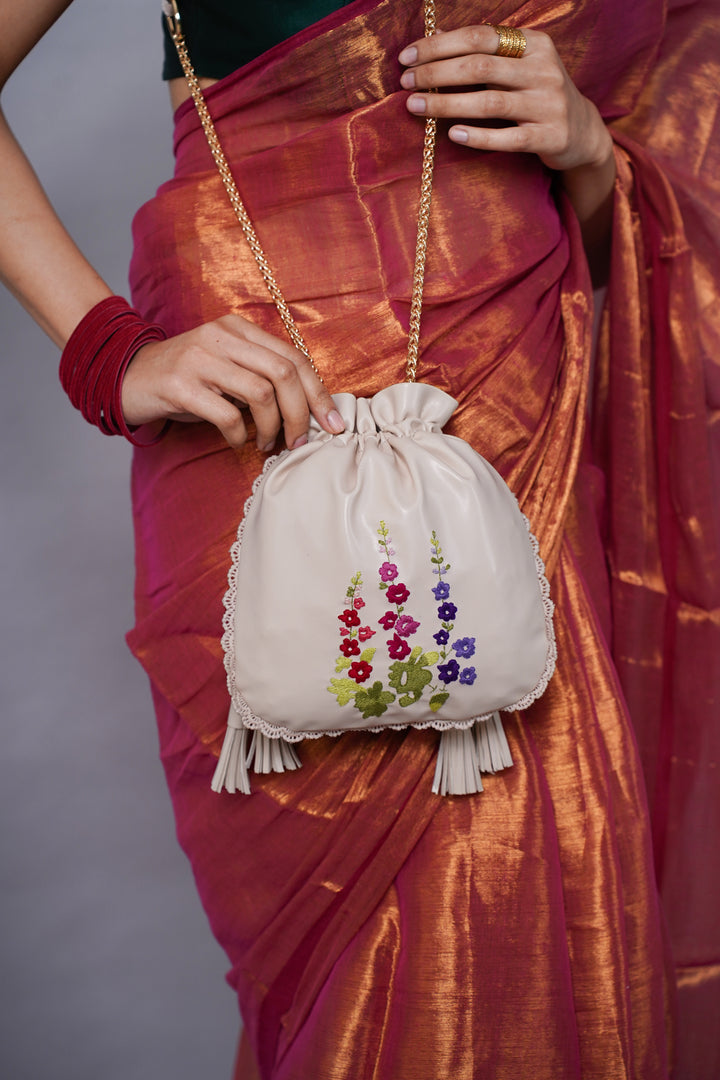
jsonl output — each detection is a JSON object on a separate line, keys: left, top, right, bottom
{"left": 164, "top": 0, "right": 438, "bottom": 385}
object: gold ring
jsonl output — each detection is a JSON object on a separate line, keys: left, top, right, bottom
{"left": 492, "top": 25, "right": 528, "bottom": 59}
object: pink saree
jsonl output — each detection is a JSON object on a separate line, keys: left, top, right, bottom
{"left": 127, "top": 1, "right": 719, "bottom": 1077}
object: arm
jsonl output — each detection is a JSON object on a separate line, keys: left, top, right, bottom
{"left": 398, "top": 25, "right": 616, "bottom": 285}
{"left": 0, "top": 0, "right": 343, "bottom": 448}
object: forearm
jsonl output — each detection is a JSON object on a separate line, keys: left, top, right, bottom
{"left": 0, "top": 105, "right": 112, "bottom": 347}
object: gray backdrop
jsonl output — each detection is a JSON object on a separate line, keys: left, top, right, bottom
{"left": 0, "top": 3, "right": 239, "bottom": 1077}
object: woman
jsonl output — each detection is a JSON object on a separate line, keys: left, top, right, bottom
{"left": 1, "top": 1, "right": 718, "bottom": 1077}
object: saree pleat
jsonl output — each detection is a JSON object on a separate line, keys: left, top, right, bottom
{"left": 126, "top": 1, "right": 718, "bottom": 1076}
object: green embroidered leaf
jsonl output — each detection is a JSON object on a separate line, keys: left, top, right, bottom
{"left": 388, "top": 654, "right": 434, "bottom": 706}
{"left": 327, "top": 677, "right": 358, "bottom": 707}
{"left": 359, "top": 647, "right": 377, "bottom": 664}
{"left": 422, "top": 651, "right": 440, "bottom": 665}
{"left": 353, "top": 681, "right": 396, "bottom": 720}
{"left": 429, "top": 692, "right": 450, "bottom": 713}
{"left": 335, "top": 657, "right": 351, "bottom": 673}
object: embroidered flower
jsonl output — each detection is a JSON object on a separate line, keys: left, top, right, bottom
{"left": 379, "top": 562, "right": 399, "bottom": 582}
{"left": 378, "top": 611, "right": 397, "bottom": 630}
{"left": 340, "top": 627, "right": 350, "bottom": 637}
{"left": 433, "top": 629, "right": 449, "bottom": 645}
{"left": 348, "top": 660, "right": 373, "bottom": 683}
{"left": 431, "top": 582, "right": 450, "bottom": 601}
{"left": 340, "top": 638, "right": 361, "bottom": 657}
{"left": 358, "top": 626, "right": 376, "bottom": 642}
{"left": 437, "top": 659, "right": 460, "bottom": 684}
{"left": 459, "top": 667, "right": 477, "bottom": 685}
{"left": 436, "top": 601, "right": 457, "bottom": 621}
{"left": 387, "top": 635, "right": 411, "bottom": 660}
{"left": 452, "top": 637, "right": 476, "bottom": 659}
{"left": 387, "top": 583, "right": 410, "bottom": 605}
{"left": 338, "top": 608, "right": 361, "bottom": 628}
{"left": 353, "top": 597, "right": 366, "bottom": 610}
{"left": 395, "top": 614, "right": 420, "bottom": 638}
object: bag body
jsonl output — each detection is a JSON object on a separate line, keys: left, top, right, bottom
{"left": 215, "top": 383, "right": 556, "bottom": 794}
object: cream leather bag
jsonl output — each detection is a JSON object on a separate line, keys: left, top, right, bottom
{"left": 165, "top": 0, "right": 556, "bottom": 797}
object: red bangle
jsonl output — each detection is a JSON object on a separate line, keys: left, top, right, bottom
{"left": 59, "top": 296, "right": 170, "bottom": 447}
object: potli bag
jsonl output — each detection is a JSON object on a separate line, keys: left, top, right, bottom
{"left": 164, "top": 0, "right": 556, "bottom": 796}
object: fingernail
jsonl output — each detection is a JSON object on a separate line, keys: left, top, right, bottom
{"left": 407, "top": 95, "right": 426, "bottom": 114}
{"left": 327, "top": 409, "right": 345, "bottom": 433}
{"left": 398, "top": 45, "right": 418, "bottom": 64}
{"left": 400, "top": 70, "right": 416, "bottom": 89}
{"left": 291, "top": 434, "right": 308, "bottom": 449}
{"left": 449, "top": 126, "right": 469, "bottom": 143}
{"left": 260, "top": 438, "right": 276, "bottom": 452}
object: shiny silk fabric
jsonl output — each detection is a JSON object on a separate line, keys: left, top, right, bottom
{"left": 127, "top": 1, "right": 719, "bottom": 1077}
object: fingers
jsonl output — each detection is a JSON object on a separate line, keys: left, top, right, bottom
{"left": 228, "top": 317, "right": 344, "bottom": 442}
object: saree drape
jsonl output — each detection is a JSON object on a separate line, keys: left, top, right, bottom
{"left": 126, "top": 1, "right": 719, "bottom": 1077}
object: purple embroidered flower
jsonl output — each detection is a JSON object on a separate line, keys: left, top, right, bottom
{"left": 431, "top": 582, "right": 450, "bottom": 601}
{"left": 353, "top": 597, "right": 366, "bottom": 610}
{"left": 437, "top": 602, "right": 457, "bottom": 621}
{"left": 358, "top": 626, "right": 376, "bottom": 642}
{"left": 387, "top": 635, "right": 411, "bottom": 660}
{"left": 433, "top": 629, "right": 449, "bottom": 646}
{"left": 459, "top": 667, "right": 477, "bottom": 685}
{"left": 340, "top": 638, "right": 361, "bottom": 658}
{"left": 452, "top": 637, "right": 476, "bottom": 659}
{"left": 437, "top": 659, "right": 460, "bottom": 684}
{"left": 387, "top": 583, "right": 410, "bottom": 605}
{"left": 395, "top": 614, "right": 420, "bottom": 638}
{"left": 338, "top": 608, "right": 361, "bottom": 628}
{"left": 348, "top": 660, "right": 373, "bottom": 684}
{"left": 378, "top": 611, "right": 397, "bottom": 630}
{"left": 379, "top": 562, "right": 399, "bottom": 582}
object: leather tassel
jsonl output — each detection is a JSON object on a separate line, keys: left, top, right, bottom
{"left": 211, "top": 724, "right": 250, "bottom": 795}
{"left": 432, "top": 727, "right": 484, "bottom": 796}
{"left": 475, "top": 712, "right": 514, "bottom": 774}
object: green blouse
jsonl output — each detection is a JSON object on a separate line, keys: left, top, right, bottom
{"left": 162, "top": 0, "right": 354, "bottom": 80}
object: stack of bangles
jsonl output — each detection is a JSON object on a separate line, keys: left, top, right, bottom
{"left": 492, "top": 24, "right": 528, "bottom": 59}
{"left": 59, "top": 295, "right": 170, "bottom": 447}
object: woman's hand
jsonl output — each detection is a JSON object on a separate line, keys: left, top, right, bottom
{"left": 398, "top": 24, "right": 616, "bottom": 282}
{"left": 398, "top": 24, "right": 612, "bottom": 172}
{"left": 121, "top": 314, "right": 345, "bottom": 451}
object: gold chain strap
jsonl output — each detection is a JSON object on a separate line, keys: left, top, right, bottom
{"left": 163, "top": 0, "right": 437, "bottom": 384}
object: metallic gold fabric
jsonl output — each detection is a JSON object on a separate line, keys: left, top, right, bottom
{"left": 126, "top": 1, "right": 718, "bottom": 1076}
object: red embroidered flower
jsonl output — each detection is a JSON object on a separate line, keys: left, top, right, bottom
{"left": 353, "top": 597, "right": 366, "bottom": 610}
{"left": 348, "top": 660, "right": 373, "bottom": 683}
{"left": 387, "top": 634, "right": 411, "bottom": 660}
{"left": 358, "top": 626, "right": 376, "bottom": 641}
{"left": 338, "top": 608, "right": 361, "bottom": 628}
{"left": 340, "top": 627, "right": 350, "bottom": 637}
{"left": 378, "top": 611, "right": 397, "bottom": 630}
{"left": 340, "top": 638, "right": 361, "bottom": 657}
{"left": 386, "top": 583, "right": 409, "bottom": 605}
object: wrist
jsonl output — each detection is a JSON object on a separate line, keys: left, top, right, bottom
{"left": 59, "top": 296, "right": 171, "bottom": 447}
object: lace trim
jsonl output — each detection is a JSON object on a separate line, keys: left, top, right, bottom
{"left": 221, "top": 470, "right": 556, "bottom": 743}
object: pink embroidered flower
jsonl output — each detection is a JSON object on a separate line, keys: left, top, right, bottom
{"left": 338, "top": 608, "right": 361, "bottom": 628}
{"left": 379, "top": 562, "right": 399, "bottom": 582}
{"left": 340, "top": 627, "right": 350, "bottom": 637}
{"left": 387, "top": 634, "right": 411, "bottom": 660}
{"left": 378, "top": 611, "right": 397, "bottom": 631}
{"left": 358, "top": 626, "right": 376, "bottom": 642}
{"left": 386, "top": 583, "right": 410, "bottom": 605}
{"left": 340, "top": 638, "right": 361, "bottom": 657}
{"left": 353, "top": 597, "right": 366, "bottom": 610}
{"left": 395, "top": 614, "right": 420, "bottom": 638}
{"left": 348, "top": 660, "right": 373, "bottom": 683}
